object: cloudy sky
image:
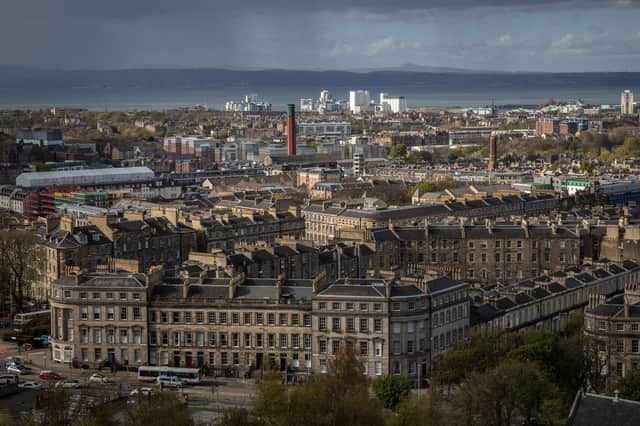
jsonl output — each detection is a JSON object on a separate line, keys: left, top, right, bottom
{"left": 3, "top": 0, "right": 640, "bottom": 72}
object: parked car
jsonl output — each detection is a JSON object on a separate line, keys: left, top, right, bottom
{"left": 156, "top": 375, "right": 184, "bottom": 388}
{"left": 18, "top": 381, "right": 42, "bottom": 390}
{"left": 38, "top": 370, "right": 62, "bottom": 380}
{"left": 130, "top": 387, "right": 153, "bottom": 396}
{"left": 0, "top": 374, "right": 18, "bottom": 384}
{"left": 89, "top": 373, "right": 110, "bottom": 384}
{"left": 56, "top": 379, "right": 80, "bottom": 389}
{"left": 7, "top": 365, "right": 31, "bottom": 375}
{"left": 128, "top": 387, "right": 153, "bottom": 404}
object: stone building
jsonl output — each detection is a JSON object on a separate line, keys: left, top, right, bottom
{"left": 584, "top": 272, "right": 640, "bottom": 385}
{"left": 48, "top": 265, "right": 470, "bottom": 386}
{"left": 371, "top": 221, "right": 580, "bottom": 285}
{"left": 312, "top": 278, "right": 431, "bottom": 386}
{"left": 88, "top": 212, "right": 198, "bottom": 272}
{"left": 190, "top": 239, "right": 376, "bottom": 281}
{"left": 473, "top": 261, "right": 640, "bottom": 335}
{"left": 150, "top": 207, "right": 304, "bottom": 252}
{"left": 147, "top": 271, "right": 316, "bottom": 374}
{"left": 32, "top": 220, "right": 112, "bottom": 301}
{"left": 49, "top": 271, "right": 151, "bottom": 368}
{"left": 302, "top": 194, "right": 559, "bottom": 245}
{"left": 423, "top": 277, "right": 471, "bottom": 362}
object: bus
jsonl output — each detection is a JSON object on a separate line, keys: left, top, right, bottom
{"left": 13, "top": 310, "right": 50, "bottom": 327}
{"left": 137, "top": 366, "right": 202, "bottom": 385}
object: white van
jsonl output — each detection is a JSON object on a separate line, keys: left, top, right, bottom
{"left": 156, "top": 375, "right": 184, "bottom": 388}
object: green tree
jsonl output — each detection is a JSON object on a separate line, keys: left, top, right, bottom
{"left": 434, "top": 331, "right": 521, "bottom": 388}
{"left": 617, "top": 369, "right": 640, "bottom": 401}
{"left": 409, "top": 178, "right": 461, "bottom": 197}
{"left": 623, "top": 135, "right": 640, "bottom": 156}
{"left": 388, "top": 144, "right": 407, "bottom": 159}
{"left": 232, "top": 347, "right": 384, "bottom": 426}
{"left": 126, "top": 393, "right": 193, "bottom": 426}
{"left": 0, "top": 228, "right": 37, "bottom": 316}
{"left": 406, "top": 151, "right": 432, "bottom": 164}
{"left": 216, "top": 408, "right": 261, "bottom": 426}
{"left": 387, "top": 388, "right": 446, "bottom": 426}
{"left": 456, "top": 361, "right": 563, "bottom": 426}
{"left": 448, "top": 146, "right": 467, "bottom": 161}
{"left": 34, "top": 162, "right": 52, "bottom": 172}
{"left": 373, "top": 375, "right": 410, "bottom": 410}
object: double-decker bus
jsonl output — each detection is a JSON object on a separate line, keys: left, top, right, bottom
{"left": 137, "top": 366, "right": 202, "bottom": 385}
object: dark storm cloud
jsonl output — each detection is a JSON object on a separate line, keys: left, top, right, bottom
{"left": 7, "top": 0, "right": 639, "bottom": 20}
{"left": 1, "top": 0, "right": 639, "bottom": 70}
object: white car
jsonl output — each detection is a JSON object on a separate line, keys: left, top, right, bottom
{"left": 18, "top": 381, "right": 43, "bottom": 390}
{"left": 89, "top": 373, "right": 110, "bottom": 384}
{"left": 56, "top": 379, "right": 81, "bottom": 389}
{"left": 130, "top": 387, "right": 153, "bottom": 396}
{"left": 156, "top": 375, "right": 184, "bottom": 388}
{"left": 7, "top": 365, "right": 31, "bottom": 375}
{"left": 128, "top": 387, "right": 154, "bottom": 404}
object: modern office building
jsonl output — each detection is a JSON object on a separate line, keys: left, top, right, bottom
{"left": 349, "top": 90, "right": 371, "bottom": 114}
{"left": 621, "top": 89, "right": 635, "bottom": 115}
{"left": 16, "top": 129, "right": 63, "bottom": 147}
{"left": 297, "top": 122, "right": 352, "bottom": 136}
{"left": 380, "top": 93, "right": 408, "bottom": 113}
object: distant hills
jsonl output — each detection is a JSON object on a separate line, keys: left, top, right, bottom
{"left": 346, "top": 63, "right": 511, "bottom": 74}
{"left": 0, "top": 66, "right": 636, "bottom": 90}
{"left": 0, "top": 67, "right": 638, "bottom": 108}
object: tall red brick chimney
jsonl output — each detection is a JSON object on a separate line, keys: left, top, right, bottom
{"left": 287, "top": 104, "right": 296, "bottom": 156}
{"left": 488, "top": 134, "right": 497, "bottom": 171}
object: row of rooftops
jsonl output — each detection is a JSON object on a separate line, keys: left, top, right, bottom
{"left": 584, "top": 293, "right": 640, "bottom": 319}
{"left": 227, "top": 241, "right": 374, "bottom": 266}
{"left": 471, "top": 260, "right": 640, "bottom": 325}
{"left": 371, "top": 222, "right": 577, "bottom": 242}
{"left": 303, "top": 193, "right": 557, "bottom": 220}
{"left": 52, "top": 262, "right": 468, "bottom": 305}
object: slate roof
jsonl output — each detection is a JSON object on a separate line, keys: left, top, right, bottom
{"left": 60, "top": 274, "right": 147, "bottom": 288}
{"left": 426, "top": 276, "right": 466, "bottom": 294}
{"left": 470, "top": 303, "right": 502, "bottom": 325}
{"left": 317, "top": 284, "right": 386, "bottom": 298}
{"left": 568, "top": 392, "right": 640, "bottom": 426}
{"left": 390, "top": 285, "right": 423, "bottom": 298}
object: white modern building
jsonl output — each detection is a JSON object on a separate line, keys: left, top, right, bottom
{"left": 379, "top": 93, "right": 408, "bottom": 114}
{"left": 297, "top": 122, "right": 352, "bottom": 136}
{"left": 621, "top": 89, "right": 635, "bottom": 115}
{"left": 16, "top": 129, "right": 63, "bottom": 147}
{"left": 16, "top": 167, "right": 156, "bottom": 189}
{"left": 349, "top": 90, "right": 371, "bottom": 114}
{"left": 225, "top": 94, "right": 272, "bottom": 112}
{"left": 300, "top": 98, "right": 315, "bottom": 112}
{"left": 353, "top": 153, "right": 364, "bottom": 176}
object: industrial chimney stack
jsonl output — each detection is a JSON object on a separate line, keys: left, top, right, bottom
{"left": 488, "top": 133, "right": 497, "bottom": 171}
{"left": 287, "top": 104, "right": 296, "bottom": 156}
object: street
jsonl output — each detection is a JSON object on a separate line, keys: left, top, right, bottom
{"left": 0, "top": 338, "right": 257, "bottom": 421}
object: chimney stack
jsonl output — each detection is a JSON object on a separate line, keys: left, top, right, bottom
{"left": 287, "top": 104, "right": 296, "bottom": 156}
{"left": 488, "top": 133, "right": 498, "bottom": 172}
